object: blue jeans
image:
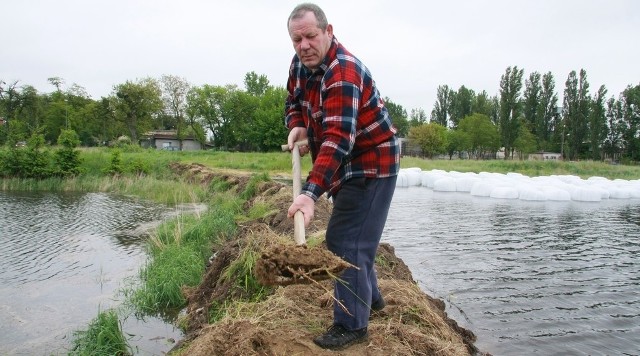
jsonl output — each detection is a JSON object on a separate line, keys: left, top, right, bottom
{"left": 325, "top": 175, "right": 397, "bottom": 330}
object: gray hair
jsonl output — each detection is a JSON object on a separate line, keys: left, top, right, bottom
{"left": 287, "top": 3, "right": 329, "bottom": 31}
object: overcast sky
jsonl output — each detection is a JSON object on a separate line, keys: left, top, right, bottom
{"left": 2, "top": 0, "right": 639, "bottom": 112}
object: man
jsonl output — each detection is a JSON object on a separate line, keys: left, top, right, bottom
{"left": 285, "top": 3, "right": 400, "bottom": 351}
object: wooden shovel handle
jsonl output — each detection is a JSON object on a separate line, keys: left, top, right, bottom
{"left": 282, "top": 140, "right": 308, "bottom": 246}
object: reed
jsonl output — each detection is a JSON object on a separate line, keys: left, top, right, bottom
{"left": 0, "top": 174, "right": 207, "bottom": 206}
{"left": 69, "top": 309, "right": 131, "bottom": 356}
{"left": 128, "top": 192, "right": 242, "bottom": 315}
{"left": 131, "top": 244, "right": 205, "bottom": 312}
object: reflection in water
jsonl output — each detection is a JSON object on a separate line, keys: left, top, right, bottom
{"left": 0, "top": 191, "right": 182, "bottom": 355}
{"left": 383, "top": 188, "right": 640, "bottom": 355}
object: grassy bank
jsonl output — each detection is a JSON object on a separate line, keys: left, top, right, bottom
{"left": 4, "top": 147, "right": 640, "bottom": 194}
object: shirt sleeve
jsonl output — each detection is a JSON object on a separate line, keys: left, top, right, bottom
{"left": 285, "top": 62, "right": 305, "bottom": 129}
{"left": 303, "top": 80, "right": 361, "bottom": 200}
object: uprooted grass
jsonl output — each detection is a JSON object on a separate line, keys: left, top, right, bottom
{"left": 176, "top": 275, "right": 474, "bottom": 355}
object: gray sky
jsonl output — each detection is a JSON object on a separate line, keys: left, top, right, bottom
{"left": 2, "top": 0, "right": 639, "bottom": 112}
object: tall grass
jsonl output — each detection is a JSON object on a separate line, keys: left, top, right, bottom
{"left": 69, "top": 309, "right": 131, "bottom": 356}
{"left": 130, "top": 244, "right": 205, "bottom": 312}
{"left": 127, "top": 173, "right": 274, "bottom": 326}
{"left": 129, "top": 194, "right": 241, "bottom": 313}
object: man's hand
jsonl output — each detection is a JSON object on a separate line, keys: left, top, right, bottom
{"left": 287, "top": 194, "right": 315, "bottom": 227}
{"left": 287, "top": 127, "right": 310, "bottom": 156}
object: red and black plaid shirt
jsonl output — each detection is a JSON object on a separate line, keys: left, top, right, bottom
{"left": 285, "top": 36, "right": 400, "bottom": 200}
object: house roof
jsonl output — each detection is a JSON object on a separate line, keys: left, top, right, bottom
{"left": 143, "top": 130, "right": 196, "bottom": 140}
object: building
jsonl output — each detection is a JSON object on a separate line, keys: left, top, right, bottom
{"left": 528, "top": 151, "right": 562, "bottom": 161}
{"left": 141, "top": 130, "right": 202, "bottom": 151}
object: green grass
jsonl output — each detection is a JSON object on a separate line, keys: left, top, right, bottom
{"left": 177, "top": 150, "right": 306, "bottom": 173}
{"left": 129, "top": 194, "right": 241, "bottom": 313}
{"left": 69, "top": 309, "right": 131, "bottom": 356}
{"left": 130, "top": 244, "right": 205, "bottom": 312}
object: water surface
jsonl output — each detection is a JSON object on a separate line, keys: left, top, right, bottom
{"left": 383, "top": 187, "right": 640, "bottom": 355}
{"left": 0, "top": 191, "right": 182, "bottom": 355}
{"left": 2, "top": 187, "right": 639, "bottom": 355}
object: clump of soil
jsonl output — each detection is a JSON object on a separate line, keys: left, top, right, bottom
{"left": 170, "top": 164, "right": 483, "bottom": 355}
{"left": 254, "top": 243, "right": 354, "bottom": 286}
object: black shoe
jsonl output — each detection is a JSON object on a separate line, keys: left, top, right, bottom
{"left": 371, "top": 296, "right": 385, "bottom": 311}
{"left": 313, "top": 324, "right": 368, "bottom": 350}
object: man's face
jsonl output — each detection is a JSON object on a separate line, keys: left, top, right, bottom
{"left": 288, "top": 11, "right": 333, "bottom": 71}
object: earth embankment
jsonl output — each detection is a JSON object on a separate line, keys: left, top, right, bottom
{"left": 169, "top": 163, "right": 482, "bottom": 355}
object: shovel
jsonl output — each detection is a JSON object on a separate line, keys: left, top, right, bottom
{"left": 281, "top": 139, "right": 307, "bottom": 246}
{"left": 253, "top": 139, "right": 354, "bottom": 286}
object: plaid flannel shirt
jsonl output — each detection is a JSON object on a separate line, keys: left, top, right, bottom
{"left": 285, "top": 36, "right": 400, "bottom": 200}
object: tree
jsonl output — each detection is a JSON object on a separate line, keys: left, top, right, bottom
{"left": 384, "top": 97, "right": 409, "bottom": 137}
{"left": 186, "top": 84, "right": 230, "bottom": 147}
{"left": 589, "top": 85, "right": 608, "bottom": 160}
{"left": 161, "top": 75, "right": 191, "bottom": 147}
{"left": 499, "top": 66, "right": 524, "bottom": 159}
{"left": 409, "top": 108, "right": 428, "bottom": 127}
{"left": 458, "top": 113, "right": 500, "bottom": 159}
{"left": 471, "top": 90, "right": 494, "bottom": 117}
{"left": 563, "top": 69, "right": 590, "bottom": 160}
{"left": 244, "top": 71, "right": 270, "bottom": 96}
{"left": 408, "top": 122, "right": 447, "bottom": 158}
{"left": 16, "top": 85, "right": 45, "bottom": 139}
{"left": 576, "top": 69, "right": 591, "bottom": 158}
{"left": 523, "top": 72, "right": 542, "bottom": 141}
{"left": 47, "top": 77, "right": 65, "bottom": 92}
{"left": 248, "top": 86, "right": 288, "bottom": 151}
{"left": 54, "top": 129, "right": 82, "bottom": 176}
{"left": 537, "top": 72, "right": 558, "bottom": 151}
{"left": 450, "top": 85, "right": 474, "bottom": 128}
{"left": 0, "top": 80, "right": 22, "bottom": 145}
{"left": 513, "top": 120, "right": 537, "bottom": 160}
{"left": 111, "top": 78, "right": 163, "bottom": 142}
{"left": 445, "top": 129, "right": 471, "bottom": 160}
{"left": 223, "top": 89, "right": 258, "bottom": 150}
{"left": 603, "top": 97, "right": 624, "bottom": 161}
{"left": 620, "top": 84, "right": 640, "bottom": 160}
{"left": 64, "top": 87, "right": 97, "bottom": 145}
{"left": 431, "top": 85, "right": 453, "bottom": 127}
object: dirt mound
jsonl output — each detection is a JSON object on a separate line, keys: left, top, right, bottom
{"left": 171, "top": 164, "right": 482, "bottom": 355}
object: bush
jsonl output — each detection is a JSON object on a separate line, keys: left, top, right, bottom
{"left": 0, "top": 134, "right": 52, "bottom": 179}
{"left": 104, "top": 150, "right": 124, "bottom": 176}
{"left": 54, "top": 129, "right": 83, "bottom": 177}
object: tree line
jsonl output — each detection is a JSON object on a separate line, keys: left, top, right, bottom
{"left": 0, "top": 72, "right": 288, "bottom": 152}
{"left": 392, "top": 67, "right": 640, "bottom": 162}
{"left": 1, "top": 67, "right": 639, "bottom": 162}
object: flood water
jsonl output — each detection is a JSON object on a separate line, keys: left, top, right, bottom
{"left": 383, "top": 187, "right": 640, "bottom": 355}
{"left": 2, "top": 187, "right": 639, "bottom": 355}
{"left": 0, "top": 191, "right": 183, "bottom": 355}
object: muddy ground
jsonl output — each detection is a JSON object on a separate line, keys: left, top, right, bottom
{"left": 168, "top": 163, "right": 484, "bottom": 355}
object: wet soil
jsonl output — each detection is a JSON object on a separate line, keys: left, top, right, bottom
{"left": 169, "top": 163, "right": 484, "bottom": 355}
